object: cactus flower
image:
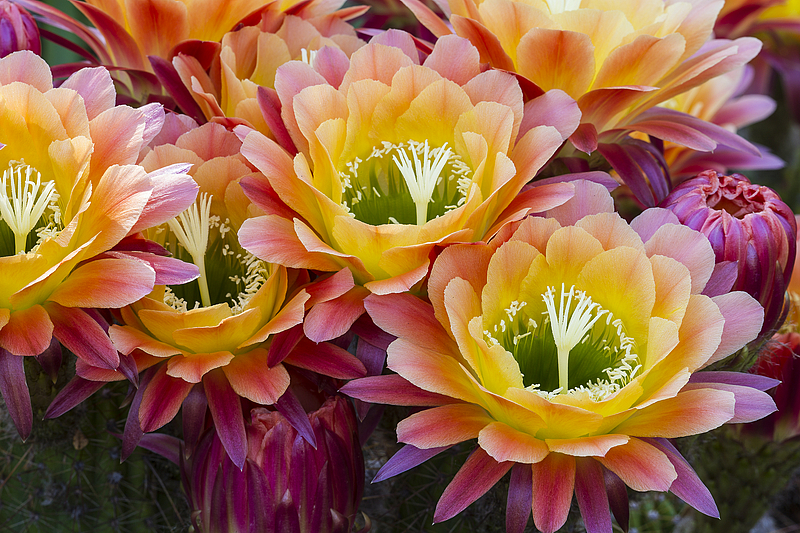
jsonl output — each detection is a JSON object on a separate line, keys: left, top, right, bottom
{"left": 183, "top": 390, "right": 365, "bottom": 533}
{"left": 237, "top": 31, "right": 578, "bottom": 341}
{"left": 0, "top": 51, "right": 198, "bottom": 440}
{"left": 660, "top": 170, "right": 797, "bottom": 339}
{"left": 342, "top": 181, "right": 777, "bottom": 533}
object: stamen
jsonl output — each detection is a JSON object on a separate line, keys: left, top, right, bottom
{"left": 300, "top": 48, "right": 317, "bottom": 67}
{"left": 392, "top": 140, "right": 453, "bottom": 225}
{"left": 0, "top": 163, "right": 56, "bottom": 254}
{"left": 542, "top": 284, "right": 606, "bottom": 394}
{"left": 167, "top": 193, "right": 213, "bottom": 307}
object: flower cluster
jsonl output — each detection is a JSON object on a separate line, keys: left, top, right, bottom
{"left": 3, "top": 0, "right": 800, "bottom": 532}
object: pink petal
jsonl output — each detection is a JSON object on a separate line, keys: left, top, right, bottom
{"left": 0, "top": 305, "right": 53, "bottom": 356}
{"left": 60, "top": 66, "right": 115, "bottom": 121}
{"left": 645, "top": 437, "right": 718, "bottom": 517}
{"left": 630, "top": 208, "right": 680, "bottom": 243}
{"left": 340, "top": 374, "right": 458, "bottom": 406}
{"left": 424, "top": 34, "right": 481, "bottom": 85}
{"left": 44, "top": 376, "right": 105, "bottom": 419}
{"left": 708, "top": 292, "right": 764, "bottom": 365}
{"left": 374, "top": 444, "right": 452, "bottom": 483}
{"left": 284, "top": 338, "right": 367, "bottom": 379}
{"left": 128, "top": 164, "right": 198, "bottom": 234}
{"left": 520, "top": 89, "right": 581, "bottom": 141}
{"left": 204, "top": 369, "right": 247, "bottom": 469}
{"left": 45, "top": 302, "right": 119, "bottom": 370}
{"left": 303, "top": 285, "right": 368, "bottom": 342}
{"left": 596, "top": 438, "right": 676, "bottom": 492}
{"left": 139, "top": 364, "right": 193, "bottom": 432}
{"left": 434, "top": 447, "right": 513, "bottom": 523}
{"left": 546, "top": 179, "right": 614, "bottom": 226}
{"left": 0, "top": 348, "right": 32, "bottom": 440}
{"left": 274, "top": 387, "right": 316, "bottom": 448}
{"left": 575, "top": 458, "right": 612, "bottom": 533}
{"left": 507, "top": 464, "right": 533, "bottom": 533}
{"left": 531, "top": 453, "right": 576, "bottom": 533}
{"left": 397, "top": 404, "right": 493, "bottom": 449}
{"left": 48, "top": 257, "right": 156, "bottom": 308}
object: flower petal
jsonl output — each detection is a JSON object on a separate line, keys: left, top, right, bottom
{"left": 531, "top": 452, "right": 576, "bottom": 533}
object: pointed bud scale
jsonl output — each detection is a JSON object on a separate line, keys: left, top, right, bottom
{"left": 660, "top": 170, "right": 797, "bottom": 339}
{"left": 183, "top": 393, "right": 365, "bottom": 533}
{"left": 0, "top": 1, "right": 40, "bottom": 57}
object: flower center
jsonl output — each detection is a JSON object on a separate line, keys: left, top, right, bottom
{"left": 484, "top": 284, "right": 641, "bottom": 401}
{"left": 300, "top": 48, "right": 317, "bottom": 67}
{"left": 157, "top": 193, "right": 270, "bottom": 313}
{"left": 0, "top": 161, "right": 61, "bottom": 255}
{"left": 340, "top": 140, "right": 473, "bottom": 226}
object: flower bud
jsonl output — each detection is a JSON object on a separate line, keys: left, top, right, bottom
{"left": 184, "top": 394, "right": 365, "bottom": 533}
{"left": 0, "top": 1, "right": 40, "bottom": 57}
{"left": 660, "top": 170, "right": 797, "bottom": 338}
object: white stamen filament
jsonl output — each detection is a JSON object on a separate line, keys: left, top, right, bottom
{"left": 167, "top": 193, "right": 213, "bottom": 307}
{"left": 0, "top": 163, "right": 56, "bottom": 254}
{"left": 300, "top": 48, "right": 317, "bottom": 67}
{"left": 543, "top": 284, "right": 606, "bottom": 394}
{"left": 392, "top": 140, "right": 452, "bottom": 226}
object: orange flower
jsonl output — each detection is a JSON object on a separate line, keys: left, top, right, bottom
{"left": 237, "top": 31, "right": 578, "bottom": 341}
{"left": 66, "top": 121, "right": 366, "bottom": 467}
{"left": 343, "top": 181, "right": 776, "bottom": 533}
{"left": 172, "top": 9, "right": 365, "bottom": 135}
{"left": 0, "top": 51, "right": 198, "bottom": 440}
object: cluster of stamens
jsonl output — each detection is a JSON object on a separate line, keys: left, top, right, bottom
{"left": 484, "top": 284, "right": 640, "bottom": 402}
{"left": 0, "top": 161, "right": 60, "bottom": 255}
{"left": 340, "top": 139, "right": 472, "bottom": 225}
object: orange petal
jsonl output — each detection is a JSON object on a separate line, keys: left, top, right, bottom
{"left": 592, "top": 34, "right": 685, "bottom": 89}
{"left": 397, "top": 403, "right": 493, "bottom": 448}
{"left": 613, "top": 388, "right": 735, "bottom": 438}
{"left": 517, "top": 28, "right": 595, "bottom": 99}
{"left": 428, "top": 242, "right": 493, "bottom": 331}
{"left": 531, "top": 453, "right": 576, "bottom": 533}
{"left": 48, "top": 257, "right": 155, "bottom": 308}
{"left": 0, "top": 305, "right": 53, "bottom": 356}
{"left": 222, "top": 348, "right": 290, "bottom": 404}
{"left": 108, "top": 324, "right": 181, "bottom": 357}
{"left": 545, "top": 434, "right": 629, "bottom": 457}
{"left": 166, "top": 350, "right": 235, "bottom": 383}
{"left": 644, "top": 223, "right": 715, "bottom": 294}
{"left": 478, "top": 421, "right": 549, "bottom": 463}
{"left": 596, "top": 437, "right": 676, "bottom": 492}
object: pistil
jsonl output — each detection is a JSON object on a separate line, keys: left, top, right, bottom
{"left": 392, "top": 140, "right": 453, "bottom": 225}
{"left": 168, "top": 193, "right": 213, "bottom": 307}
{"left": 542, "top": 284, "right": 606, "bottom": 394}
{"left": 0, "top": 162, "right": 56, "bottom": 254}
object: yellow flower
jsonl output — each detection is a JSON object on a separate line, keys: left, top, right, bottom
{"left": 173, "top": 10, "right": 365, "bottom": 135}
{"left": 237, "top": 31, "right": 578, "bottom": 340}
{"left": 343, "top": 181, "right": 776, "bottom": 532}
{"left": 0, "top": 51, "right": 197, "bottom": 439}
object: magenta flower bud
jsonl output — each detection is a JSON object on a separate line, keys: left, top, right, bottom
{"left": 183, "top": 394, "right": 365, "bottom": 533}
{"left": 0, "top": 1, "right": 40, "bottom": 57}
{"left": 660, "top": 170, "right": 797, "bottom": 337}
{"left": 743, "top": 332, "right": 800, "bottom": 442}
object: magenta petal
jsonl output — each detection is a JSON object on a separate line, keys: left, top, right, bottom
{"left": 340, "top": 374, "right": 458, "bottom": 406}
{"left": 117, "top": 351, "right": 139, "bottom": 387}
{"left": 128, "top": 163, "right": 198, "bottom": 234}
{"left": 182, "top": 382, "right": 208, "bottom": 458}
{"left": 645, "top": 438, "right": 719, "bottom": 518}
{"left": 575, "top": 458, "right": 612, "bottom": 533}
{"left": 598, "top": 143, "right": 656, "bottom": 207}
{"left": 506, "top": 463, "right": 533, "bottom": 533}
{"left": 351, "top": 314, "right": 396, "bottom": 351}
{"left": 520, "top": 89, "right": 581, "bottom": 141}
{"left": 123, "top": 366, "right": 156, "bottom": 461}
{"left": 434, "top": 447, "right": 513, "bottom": 523}
{"left": 701, "top": 261, "right": 738, "bottom": 297}
{"left": 313, "top": 46, "right": 350, "bottom": 89}
{"left": 275, "top": 387, "right": 317, "bottom": 449}
{"left": 44, "top": 376, "right": 105, "bottom": 419}
{"left": 137, "top": 433, "right": 182, "bottom": 465}
{"left": 257, "top": 86, "right": 297, "bottom": 155}
{"left": 204, "top": 369, "right": 247, "bottom": 469}
{"left": 0, "top": 348, "right": 32, "bottom": 441}
{"left": 285, "top": 338, "right": 367, "bottom": 380}
{"left": 373, "top": 444, "right": 452, "bottom": 483}
{"left": 47, "top": 303, "right": 119, "bottom": 370}
{"left": 688, "top": 371, "right": 779, "bottom": 391}
{"left": 113, "top": 251, "right": 199, "bottom": 285}
{"left": 603, "top": 468, "right": 629, "bottom": 532}
{"left": 355, "top": 338, "right": 386, "bottom": 377}
{"left": 148, "top": 55, "right": 206, "bottom": 124}
{"left": 267, "top": 324, "right": 305, "bottom": 367}
{"left": 34, "top": 336, "right": 62, "bottom": 383}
